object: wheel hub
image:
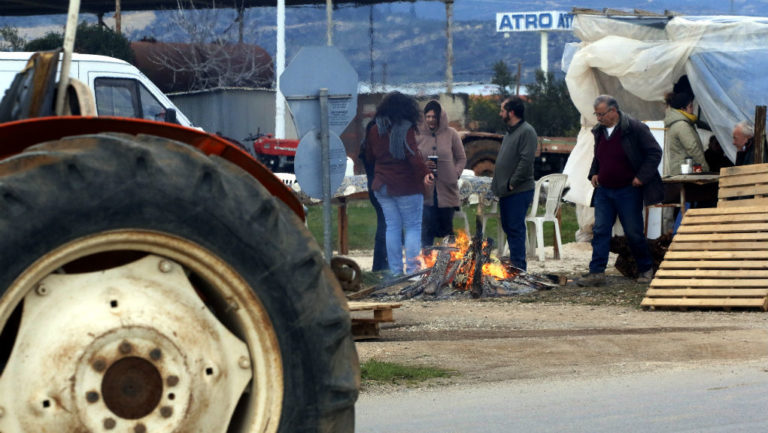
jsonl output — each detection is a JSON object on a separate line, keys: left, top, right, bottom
{"left": 101, "top": 357, "right": 163, "bottom": 419}
{"left": 0, "top": 253, "right": 256, "bottom": 432}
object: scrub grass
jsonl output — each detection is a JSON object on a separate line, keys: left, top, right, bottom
{"left": 360, "top": 359, "right": 455, "bottom": 384}
{"left": 305, "top": 200, "right": 579, "bottom": 251}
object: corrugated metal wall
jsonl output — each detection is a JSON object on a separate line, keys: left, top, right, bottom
{"left": 169, "top": 88, "right": 298, "bottom": 144}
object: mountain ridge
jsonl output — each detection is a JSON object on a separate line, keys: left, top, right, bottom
{"left": 2, "top": 1, "right": 768, "bottom": 87}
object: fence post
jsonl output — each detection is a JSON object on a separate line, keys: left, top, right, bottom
{"left": 754, "top": 105, "right": 766, "bottom": 163}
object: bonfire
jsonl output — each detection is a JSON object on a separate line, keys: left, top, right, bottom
{"left": 400, "top": 221, "right": 557, "bottom": 299}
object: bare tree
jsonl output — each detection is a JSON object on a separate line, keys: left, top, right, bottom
{"left": 140, "top": 0, "right": 273, "bottom": 92}
{"left": 0, "top": 26, "right": 25, "bottom": 51}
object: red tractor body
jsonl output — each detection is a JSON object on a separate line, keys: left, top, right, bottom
{"left": 250, "top": 133, "right": 299, "bottom": 173}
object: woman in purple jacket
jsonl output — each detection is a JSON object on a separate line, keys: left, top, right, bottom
{"left": 365, "top": 92, "right": 434, "bottom": 276}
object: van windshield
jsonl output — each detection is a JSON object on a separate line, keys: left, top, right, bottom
{"left": 94, "top": 77, "right": 167, "bottom": 121}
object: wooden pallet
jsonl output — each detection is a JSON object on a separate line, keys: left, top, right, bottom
{"left": 643, "top": 163, "right": 768, "bottom": 310}
{"left": 718, "top": 163, "right": 768, "bottom": 207}
{"left": 348, "top": 301, "right": 402, "bottom": 340}
{"left": 641, "top": 205, "right": 768, "bottom": 310}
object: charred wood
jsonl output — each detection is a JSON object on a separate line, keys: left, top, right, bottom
{"left": 471, "top": 238, "right": 494, "bottom": 298}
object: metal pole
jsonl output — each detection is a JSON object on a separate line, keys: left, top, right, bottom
{"left": 326, "top": 0, "right": 333, "bottom": 46}
{"left": 55, "top": 0, "right": 81, "bottom": 116}
{"left": 444, "top": 0, "right": 454, "bottom": 94}
{"left": 319, "top": 88, "right": 332, "bottom": 263}
{"left": 540, "top": 31, "right": 548, "bottom": 74}
{"left": 114, "top": 0, "right": 121, "bottom": 34}
{"left": 754, "top": 105, "right": 766, "bottom": 164}
{"left": 369, "top": 5, "right": 374, "bottom": 92}
{"left": 275, "top": 0, "right": 286, "bottom": 139}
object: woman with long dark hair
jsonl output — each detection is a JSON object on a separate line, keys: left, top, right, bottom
{"left": 364, "top": 92, "right": 434, "bottom": 276}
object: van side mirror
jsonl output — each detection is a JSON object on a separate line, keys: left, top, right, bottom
{"left": 165, "top": 108, "right": 178, "bottom": 124}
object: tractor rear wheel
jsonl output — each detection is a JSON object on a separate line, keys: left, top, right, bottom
{"left": 0, "top": 133, "right": 358, "bottom": 433}
{"left": 464, "top": 139, "right": 500, "bottom": 177}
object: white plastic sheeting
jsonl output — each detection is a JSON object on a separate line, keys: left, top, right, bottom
{"left": 563, "top": 13, "right": 768, "bottom": 211}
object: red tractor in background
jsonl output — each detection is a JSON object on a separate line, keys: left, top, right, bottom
{"left": 243, "top": 129, "right": 300, "bottom": 173}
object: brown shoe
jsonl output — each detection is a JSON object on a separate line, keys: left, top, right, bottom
{"left": 636, "top": 269, "right": 654, "bottom": 284}
{"left": 576, "top": 272, "right": 606, "bottom": 287}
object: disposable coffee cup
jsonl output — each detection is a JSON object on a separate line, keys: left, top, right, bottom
{"left": 428, "top": 156, "right": 438, "bottom": 176}
{"left": 681, "top": 163, "right": 691, "bottom": 174}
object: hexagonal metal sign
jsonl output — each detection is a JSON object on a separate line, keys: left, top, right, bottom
{"left": 279, "top": 46, "right": 358, "bottom": 138}
{"left": 294, "top": 129, "right": 347, "bottom": 199}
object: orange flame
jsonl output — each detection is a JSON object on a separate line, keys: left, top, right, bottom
{"left": 419, "top": 229, "right": 511, "bottom": 289}
{"left": 451, "top": 230, "right": 470, "bottom": 260}
{"left": 418, "top": 250, "right": 438, "bottom": 269}
{"left": 482, "top": 262, "right": 509, "bottom": 280}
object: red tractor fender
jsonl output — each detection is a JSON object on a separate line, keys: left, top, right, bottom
{"left": 0, "top": 116, "right": 304, "bottom": 219}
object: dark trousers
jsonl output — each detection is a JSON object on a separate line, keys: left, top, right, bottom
{"left": 421, "top": 205, "right": 456, "bottom": 247}
{"left": 499, "top": 189, "right": 535, "bottom": 270}
{"left": 364, "top": 160, "right": 388, "bottom": 272}
{"left": 369, "top": 190, "right": 388, "bottom": 272}
{"left": 590, "top": 185, "right": 652, "bottom": 274}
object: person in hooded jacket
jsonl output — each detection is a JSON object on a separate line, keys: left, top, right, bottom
{"left": 365, "top": 92, "right": 434, "bottom": 276}
{"left": 417, "top": 100, "right": 467, "bottom": 248}
{"left": 662, "top": 92, "right": 709, "bottom": 176}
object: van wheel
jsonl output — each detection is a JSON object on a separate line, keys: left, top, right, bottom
{"left": 0, "top": 133, "right": 358, "bottom": 433}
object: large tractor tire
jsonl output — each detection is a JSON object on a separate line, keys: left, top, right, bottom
{"left": 0, "top": 133, "right": 358, "bottom": 432}
{"left": 464, "top": 139, "right": 500, "bottom": 177}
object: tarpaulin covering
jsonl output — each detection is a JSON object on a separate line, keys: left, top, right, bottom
{"left": 563, "top": 14, "right": 768, "bottom": 208}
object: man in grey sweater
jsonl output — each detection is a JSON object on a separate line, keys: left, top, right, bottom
{"left": 491, "top": 96, "right": 537, "bottom": 270}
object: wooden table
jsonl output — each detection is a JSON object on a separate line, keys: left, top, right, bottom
{"left": 662, "top": 174, "right": 720, "bottom": 216}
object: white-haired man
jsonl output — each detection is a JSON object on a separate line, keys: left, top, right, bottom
{"left": 732, "top": 121, "right": 755, "bottom": 166}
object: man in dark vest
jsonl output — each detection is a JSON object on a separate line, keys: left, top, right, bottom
{"left": 578, "top": 95, "right": 664, "bottom": 286}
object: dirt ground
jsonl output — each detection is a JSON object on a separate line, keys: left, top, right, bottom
{"left": 345, "top": 243, "right": 768, "bottom": 392}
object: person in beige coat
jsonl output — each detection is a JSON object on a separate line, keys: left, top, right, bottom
{"left": 417, "top": 100, "right": 467, "bottom": 248}
{"left": 663, "top": 92, "right": 709, "bottom": 176}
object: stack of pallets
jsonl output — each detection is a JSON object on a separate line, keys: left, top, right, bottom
{"left": 642, "top": 164, "right": 768, "bottom": 311}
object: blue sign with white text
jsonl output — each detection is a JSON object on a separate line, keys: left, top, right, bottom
{"left": 496, "top": 11, "right": 573, "bottom": 32}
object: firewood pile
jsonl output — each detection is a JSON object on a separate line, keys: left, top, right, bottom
{"left": 399, "top": 220, "right": 557, "bottom": 299}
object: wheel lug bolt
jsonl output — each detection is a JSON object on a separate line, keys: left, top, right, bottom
{"left": 92, "top": 359, "right": 107, "bottom": 372}
{"left": 103, "top": 418, "right": 116, "bottom": 429}
{"left": 166, "top": 375, "right": 179, "bottom": 387}
{"left": 238, "top": 356, "right": 250, "bottom": 369}
{"left": 158, "top": 260, "right": 173, "bottom": 273}
{"left": 119, "top": 341, "right": 132, "bottom": 354}
{"left": 86, "top": 391, "right": 100, "bottom": 403}
{"left": 160, "top": 406, "right": 173, "bottom": 418}
{"left": 35, "top": 283, "right": 49, "bottom": 296}
{"left": 134, "top": 423, "right": 146, "bottom": 433}
{"left": 150, "top": 348, "right": 162, "bottom": 361}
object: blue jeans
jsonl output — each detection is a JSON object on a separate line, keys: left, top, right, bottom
{"left": 499, "top": 189, "right": 535, "bottom": 270}
{"left": 373, "top": 185, "right": 424, "bottom": 275}
{"left": 590, "top": 185, "right": 652, "bottom": 274}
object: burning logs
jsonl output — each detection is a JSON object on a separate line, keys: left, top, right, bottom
{"left": 399, "top": 228, "right": 557, "bottom": 300}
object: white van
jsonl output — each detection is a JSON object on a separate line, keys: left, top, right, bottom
{"left": 0, "top": 52, "right": 194, "bottom": 127}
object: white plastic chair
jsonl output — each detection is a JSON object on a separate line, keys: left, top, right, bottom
{"left": 454, "top": 207, "right": 471, "bottom": 235}
{"left": 525, "top": 173, "right": 568, "bottom": 261}
{"left": 481, "top": 201, "right": 507, "bottom": 257}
